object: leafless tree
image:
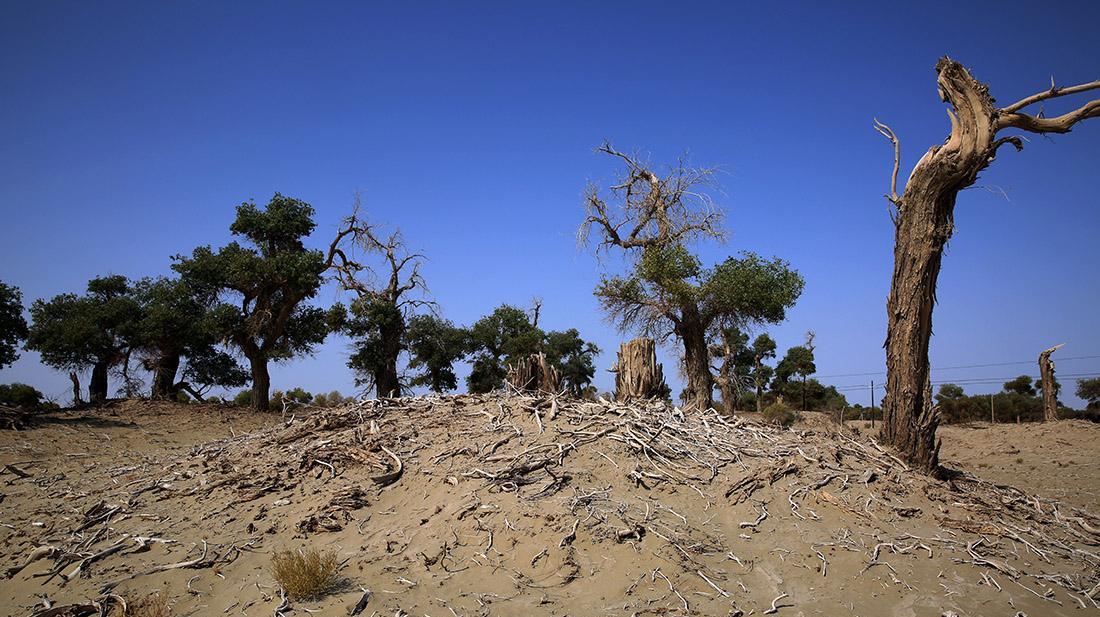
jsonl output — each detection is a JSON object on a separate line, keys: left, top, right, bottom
{"left": 579, "top": 142, "right": 725, "bottom": 254}
{"left": 874, "top": 58, "right": 1099, "bottom": 473}
{"left": 326, "top": 195, "right": 433, "bottom": 398}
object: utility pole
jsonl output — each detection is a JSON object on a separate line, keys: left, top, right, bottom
{"left": 870, "top": 380, "right": 875, "bottom": 428}
{"left": 989, "top": 393, "right": 994, "bottom": 424}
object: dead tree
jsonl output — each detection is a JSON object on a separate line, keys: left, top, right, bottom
{"left": 1039, "top": 343, "right": 1065, "bottom": 422}
{"left": 612, "top": 338, "right": 668, "bottom": 402}
{"left": 506, "top": 352, "right": 561, "bottom": 394}
{"left": 875, "top": 58, "right": 1099, "bottom": 473}
{"left": 326, "top": 196, "right": 432, "bottom": 398}
{"left": 580, "top": 142, "right": 725, "bottom": 411}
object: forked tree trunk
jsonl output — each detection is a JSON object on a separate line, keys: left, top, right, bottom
{"left": 506, "top": 352, "right": 561, "bottom": 394}
{"left": 878, "top": 58, "right": 1099, "bottom": 474}
{"left": 614, "top": 338, "right": 667, "bottom": 402}
{"left": 89, "top": 361, "right": 110, "bottom": 404}
{"left": 249, "top": 355, "right": 270, "bottom": 411}
{"left": 150, "top": 353, "right": 181, "bottom": 399}
{"left": 1039, "top": 344, "right": 1063, "bottom": 422}
{"left": 676, "top": 306, "right": 713, "bottom": 411}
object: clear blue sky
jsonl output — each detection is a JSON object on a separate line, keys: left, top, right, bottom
{"left": 2, "top": 1, "right": 1098, "bottom": 407}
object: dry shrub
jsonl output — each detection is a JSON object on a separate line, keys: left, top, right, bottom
{"left": 272, "top": 548, "right": 341, "bottom": 600}
{"left": 762, "top": 402, "right": 800, "bottom": 428}
{"left": 123, "top": 593, "right": 170, "bottom": 617}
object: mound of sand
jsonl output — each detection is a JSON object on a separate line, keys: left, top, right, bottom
{"left": 1, "top": 395, "right": 1097, "bottom": 616}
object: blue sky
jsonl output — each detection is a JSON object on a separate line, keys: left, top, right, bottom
{"left": 2, "top": 1, "right": 1098, "bottom": 407}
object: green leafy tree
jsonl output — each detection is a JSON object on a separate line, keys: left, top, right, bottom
{"left": 579, "top": 143, "right": 803, "bottom": 411}
{"left": 543, "top": 328, "right": 600, "bottom": 396}
{"left": 596, "top": 245, "right": 803, "bottom": 411}
{"left": 0, "top": 383, "right": 52, "bottom": 410}
{"left": 774, "top": 337, "right": 816, "bottom": 410}
{"left": 173, "top": 194, "right": 331, "bottom": 410}
{"left": 406, "top": 314, "right": 471, "bottom": 393}
{"left": 1076, "top": 377, "right": 1100, "bottom": 410}
{"left": 26, "top": 276, "right": 141, "bottom": 403}
{"left": 0, "top": 281, "right": 29, "bottom": 369}
{"left": 326, "top": 203, "right": 431, "bottom": 398}
{"left": 467, "top": 305, "right": 543, "bottom": 393}
{"left": 710, "top": 325, "right": 752, "bottom": 412}
{"left": 131, "top": 276, "right": 248, "bottom": 399}
{"left": 749, "top": 334, "right": 777, "bottom": 413}
{"left": 1003, "top": 375, "right": 1036, "bottom": 396}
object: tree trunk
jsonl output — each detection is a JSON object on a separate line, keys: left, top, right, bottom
{"left": 677, "top": 307, "right": 713, "bottom": 411}
{"left": 613, "top": 338, "right": 667, "bottom": 402}
{"left": 89, "top": 361, "right": 110, "bottom": 404}
{"left": 880, "top": 59, "right": 1006, "bottom": 474}
{"left": 506, "top": 352, "right": 561, "bottom": 394}
{"left": 150, "top": 353, "right": 181, "bottom": 399}
{"left": 69, "top": 372, "right": 83, "bottom": 407}
{"left": 1039, "top": 344, "right": 1063, "bottom": 422}
{"left": 249, "top": 355, "right": 270, "bottom": 411}
{"left": 374, "top": 319, "right": 404, "bottom": 398}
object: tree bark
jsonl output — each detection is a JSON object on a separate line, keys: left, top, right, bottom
{"left": 877, "top": 58, "right": 1099, "bottom": 474}
{"left": 613, "top": 338, "right": 667, "bottom": 402}
{"left": 89, "top": 361, "right": 110, "bottom": 404}
{"left": 374, "top": 319, "right": 404, "bottom": 398}
{"left": 506, "top": 352, "right": 561, "bottom": 394}
{"left": 69, "top": 372, "right": 83, "bottom": 407}
{"left": 249, "top": 355, "right": 270, "bottom": 411}
{"left": 880, "top": 59, "right": 1005, "bottom": 473}
{"left": 150, "top": 353, "right": 181, "bottom": 399}
{"left": 1039, "top": 344, "right": 1063, "bottom": 422}
{"left": 677, "top": 306, "right": 713, "bottom": 411}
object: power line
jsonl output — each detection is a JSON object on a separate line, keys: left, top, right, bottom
{"left": 815, "top": 354, "right": 1100, "bottom": 379}
{"left": 829, "top": 371, "right": 1100, "bottom": 392}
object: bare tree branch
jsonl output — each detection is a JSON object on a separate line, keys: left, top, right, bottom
{"left": 579, "top": 141, "right": 725, "bottom": 254}
{"left": 872, "top": 119, "right": 901, "bottom": 204}
{"left": 997, "top": 99, "right": 1100, "bottom": 134}
{"left": 999, "top": 78, "right": 1100, "bottom": 114}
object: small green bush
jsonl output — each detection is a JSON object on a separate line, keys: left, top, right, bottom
{"left": 271, "top": 548, "right": 341, "bottom": 600}
{"left": 232, "top": 390, "right": 253, "bottom": 406}
{"left": 0, "top": 383, "right": 52, "bottom": 410}
{"left": 763, "top": 401, "right": 800, "bottom": 428}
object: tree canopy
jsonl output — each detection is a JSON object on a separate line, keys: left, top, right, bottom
{"left": 406, "top": 314, "right": 471, "bottom": 393}
{"left": 173, "top": 194, "right": 331, "bottom": 410}
{"left": 25, "top": 275, "right": 141, "bottom": 403}
{"left": 0, "top": 281, "right": 28, "bottom": 369}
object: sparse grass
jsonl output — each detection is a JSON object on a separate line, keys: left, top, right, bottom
{"left": 272, "top": 548, "right": 341, "bottom": 600}
{"left": 762, "top": 402, "right": 800, "bottom": 429}
{"left": 123, "top": 593, "right": 171, "bottom": 617}
{"left": 1015, "top": 457, "right": 1024, "bottom": 464}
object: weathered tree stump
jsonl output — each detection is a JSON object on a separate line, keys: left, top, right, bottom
{"left": 1039, "top": 343, "right": 1064, "bottom": 422}
{"left": 612, "top": 338, "right": 668, "bottom": 402}
{"left": 506, "top": 352, "right": 561, "bottom": 394}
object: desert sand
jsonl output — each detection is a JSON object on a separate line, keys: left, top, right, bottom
{"left": 1, "top": 396, "right": 1097, "bottom": 616}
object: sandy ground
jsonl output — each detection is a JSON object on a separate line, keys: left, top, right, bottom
{"left": 1, "top": 399, "right": 1097, "bottom": 617}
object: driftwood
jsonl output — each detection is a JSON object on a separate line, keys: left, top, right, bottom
{"left": 612, "top": 338, "right": 667, "bottom": 402}
{"left": 506, "top": 352, "right": 561, "bottom": 394}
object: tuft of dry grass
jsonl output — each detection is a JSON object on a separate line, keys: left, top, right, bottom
{"left": 122, "top": 593, "right": 171, "bottom": 617}
{"left": 272, "top": 548, "right": 341, "bottom": 600}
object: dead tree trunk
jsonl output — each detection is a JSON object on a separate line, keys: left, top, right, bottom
{"left": 1039, "top": 343, "right": 1064, "bottom": 422}
{"left": 613, "top": 338, "right": 668, "bottom": 402}
{"left": 506, "top": 353, "right": 561, "bottom": 394}
{"left": 68, "top": 372, "right": 83, "bottom": 407}
{"left": 875, "top": 58, "right": 1099, "bottom": 474}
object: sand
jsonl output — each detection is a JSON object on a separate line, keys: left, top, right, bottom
{"left": 1, "top": 397, "right": 1097, "bottom": 616}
